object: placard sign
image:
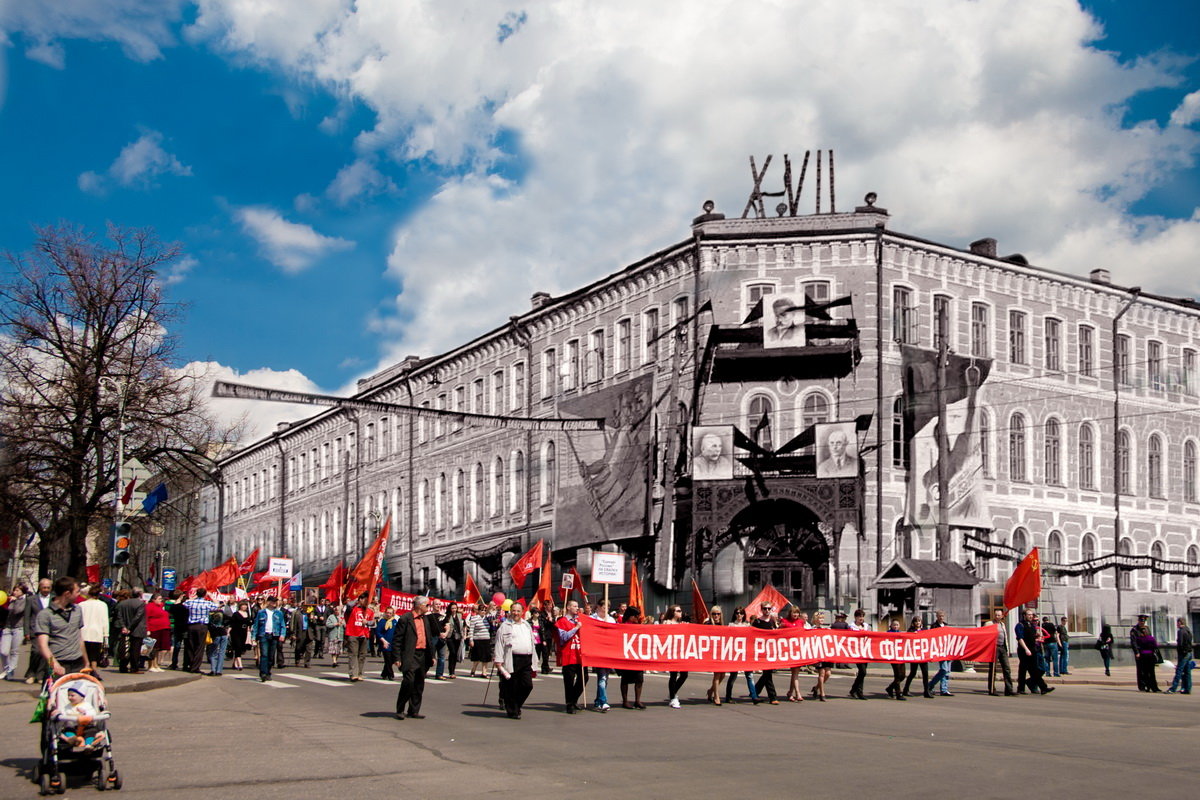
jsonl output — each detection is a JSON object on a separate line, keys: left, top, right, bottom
{"left": 268, "top": 557, "right": 294, "bottom": 580}
{"left": 561, "top": 573, "right": 575, "bottom": 591}
{"left": 590, "top": 551, "right": 627, "bottom": 585}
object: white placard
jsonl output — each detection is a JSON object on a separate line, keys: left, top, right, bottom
{"left": 590, "top": 551, "right": 627, "bottom": 585}
{"left": 268, "top": 557, "right": 294, "bottom": 580}
{"left": 561, "top": 573, "right": 575, "bottom": 591}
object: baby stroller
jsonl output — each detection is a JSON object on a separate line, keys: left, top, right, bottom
{"left": 34, "top": 672, "right": 122, "bottom": 794}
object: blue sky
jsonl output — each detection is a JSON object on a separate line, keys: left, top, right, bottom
{"left": 0, "top": 0, "right": 1197, "bottom": 438}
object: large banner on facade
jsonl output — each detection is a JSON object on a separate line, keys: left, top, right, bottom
{"left": 578, "top": 617, "right": 997, "bottom": 670}
{"left": 556, "top": 374, "right": 654, "bottom": 549}
{"left": 901, "top": 346, "right": 992, "bottom": 530}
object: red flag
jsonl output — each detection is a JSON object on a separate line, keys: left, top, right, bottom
{"left": 745, "top": 584, "right": 790, "bottom": 620}
{"left": 463, "top": 572, "right": 482, "bottom": 606}
{"left": 238, "top": 549, "right": 260, "bottom": 575}
{"left": 202, "top": 557, "right": 240, "bottom": 592}
{"left": 691, "top": 578, "right": 709, "bottom": 623}
{"left": 319, "top": 562, "right": 347, "bottom": 602}
{"left": 535, "top": 554, "right": 554, "bottom": 608}
{"left": 178, "top": 575, "right": 199, "bottom": 593}
{"left": 86, "top": 565, "right": 101, "bottom": 585}
{"left": 509, "top": 540, "right": 544, "bottom": 590}
{"left": 345, "top": 517, "right": 391, "bottom": 600}
{"left": 119, "top": 478, "right": 136, "bottom": 506}
{"left": 1004, "top": 547, "right": 1042, "bottom": 610}
{"left": 561, "top": 566, "right": 588, "bottom": 603}
{"left": 628, "top": 559, "right": 644, "bottom": 612}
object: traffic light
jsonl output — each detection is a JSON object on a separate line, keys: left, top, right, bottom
{"left": 112, "top": 521, "right": 132, "bottom": 566}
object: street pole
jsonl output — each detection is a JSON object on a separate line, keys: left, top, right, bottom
{"left": 1112, "top": 287, "right": 1140, "bottom": 626}
{"left": 101, "top": 377, "right": 128, "bottom": 589}
{"left": 935, "top": 304, "right": 950, "bottom": 561}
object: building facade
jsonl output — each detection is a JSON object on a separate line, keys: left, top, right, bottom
{"left": 171, "top": 179, "right": 1200, "bottom": 639}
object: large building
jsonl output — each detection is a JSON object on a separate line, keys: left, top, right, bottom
{"left": 171, "top": 160, "right": 1200, "bottom": 639}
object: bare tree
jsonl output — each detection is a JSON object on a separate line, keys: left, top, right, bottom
{"left": 0, "top": 224, "right": 236, "bottom": 578}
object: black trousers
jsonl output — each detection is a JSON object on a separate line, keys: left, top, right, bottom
{"left": 754, "top": 669, "right": 777, "bottom": 702}
{"left": 294, "top": 634, "right": 312, "bottom": 666}
{"left": 117, "top": 633, "right": 142, "bottom": 672}
{"left": 562, "top": 663, "right": 587, "bottom": 707}
{"left": 887, "top": 663, "right": 906, "bottom": 697}
{"left": 185, "top": 623, "right": 208, "bottom": 672}
{"left": 1017, "top": 650, "right": 1048, "bottom": 692}
{"left": 396, "top": 651, "right": 428, "bottom": 716}
{"left": 904, "top": 661, "right": 930, "bottom": 695}
{"left": 668, "top": 671, "right": 688, "bottom": 700}
{"left": 989, "top": 651, "right": 1014, "bottom": 693}
{"left": 1136, "top": 653, "right": 1160, "bottom": 691}
{"left": 850, "top": 663, "right": 868, "bottom": 695}
{"left": 501, "top": 654, "right": 534, "bottom": 717}
{"left": 381, "top": 649, "right": 396, "bottom": 680}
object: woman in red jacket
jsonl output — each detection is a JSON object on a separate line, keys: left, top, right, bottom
{"left": 145, "top": 593, "right": 172, "bottom": 672}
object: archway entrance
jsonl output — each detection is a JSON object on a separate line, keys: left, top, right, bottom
{"left": 728, "top": 498, "right": 829, "bottom": 608}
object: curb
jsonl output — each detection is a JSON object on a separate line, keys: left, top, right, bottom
{"left": 0, "top": 672, "right": 202, "bottom": 707}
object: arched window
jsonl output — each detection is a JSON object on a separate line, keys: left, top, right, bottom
{"left": 1009, "top": 413, "right": 1027, "bottom": 482}
{"left": 1151, "top": 541, "right": 1166, "bottom": 591}
{"left": 1189, "top": 545, "right": 1200, "bottom": 593}
{"left": 418, "top": 480, "right": 428, "bottom": 534}
{"left": 895, "top": 519, "right": 911, "bottom": 559}
{"left": 472, "top": 463, "right": 484, "bottom": 521}
{"left": 492, "top": 457, "right": 504, "bottom": 517}
{"left": 1081, "top": 533, "right": 1098, "bottom": 586}
{"left": 1117, "top": 430, "right": 1131, "bottom": 495}
{"left": 979, "top": 408, "right": 991, "bottom": 478}
{"left": 892, "top": 397, "right": 909, "bottom": 470}
{"left": 320, "top": 512, "right": 329, "bottom": 559}
{"left": 512, "top": 451, "right": 525, "bottom": 512}
{"left": 747, "top": 395, "right": 774, "bottom": 450}
{"left": 1185, "top": 441, "right": 1198, "bottom": 503}
{"left": 1148, "top": 434, "right": 1164, "bottom": 498}
{"left": 1011, "top": 527, "right": 1028, "bottom": 555}
{"left": 541, "top": 442, "right": 557, "bottom": 507}
{"left": 1079, "top": 423, "right": 1095, "bottom": 489}
{"left": 1119, "top": 538, "right": 1133, "bottom": 589}
{"left": 436, "top": 473, "right": 447, "bottom": 530}
{"left": 1044, "top": 419, "right": 1061, "bottom": 485}
{"left": 1047, "top": 530, "right": 1064, "bottom": 585}
{"left": 801, "top": 393, "right": 830, "bottom": 428}
{"left": 453, "top": 470, "right": 465, "bottom": 527}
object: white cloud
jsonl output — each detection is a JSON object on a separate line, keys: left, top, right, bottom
{"left": 326, "top": 158, "right": 396, "bottom": 206}
{"left": 1170, "top": 90, "right": 1200, "bottom": 127}
{"left": 160, "top": 255, "right": 197, "bottom": 287}
{"left": 77, "top": 130, "right": 192, "bottom": 194}
{"left": 234, "top": 206, "right": 354, "bottom": 274}
{"left": 0, "top": 0, "right": 185, "bottom": 66}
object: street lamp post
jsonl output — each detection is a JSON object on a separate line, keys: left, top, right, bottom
{"left": 100, "top": 376, "right": 130, "bottom": 587}
{"left": 1112, "top": 287, "right": 1141, "bottom": 625}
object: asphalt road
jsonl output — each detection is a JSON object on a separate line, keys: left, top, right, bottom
{"left": 2, "top": 663, "right": 1195, "bottom": 799}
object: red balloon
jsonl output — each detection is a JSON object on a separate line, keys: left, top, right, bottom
{"left": 491, "top": 592, "right": 506, "bottom": 606}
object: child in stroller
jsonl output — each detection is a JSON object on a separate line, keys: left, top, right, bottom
{"left": 36, "top": 672, "right": 121, "bottom": 794}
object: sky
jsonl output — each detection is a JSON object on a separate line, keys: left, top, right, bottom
{"left": 0, "top": 0, "right": 1197, "bottom": 442}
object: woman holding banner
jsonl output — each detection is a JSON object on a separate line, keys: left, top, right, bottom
{"left": 704, "top": 606, "right": 725, "bottom": 705}
{"left": 809, "top": 611, "right": 832, "bottom": 701}
{"left": 724, "top": 607, "right": 758, "bottom": 704}
{"left": 902, "top": 615, "right": 935, "bottom": 698}
{"left": 619, "top": 606, "right": 646, "bottom": 709}
{"left": 664, "top": 605, "right": 688, "bottom": 708}
{"left": 884, "top": 618, "right": 908, "bottom": 700}
{"left": 780, "top": 606, "right": 807, "bottom": 702}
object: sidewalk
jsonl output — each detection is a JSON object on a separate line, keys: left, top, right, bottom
{"left": 0, "top": 666, "right": 201, "bottom": 706}
{"left": 831, "top": 662, "right": 1172, "bottom": 688}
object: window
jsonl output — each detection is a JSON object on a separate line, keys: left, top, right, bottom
{"left": 615, "top": 319, "right": 632, "bottom": 373}
{"left": 642, "top": 308, "right": 660, "bottom": 364}
{"left": 801, "top": 392, "right": 830, "bottom": 429}
{"left": 747, "top": 395, "right": 774, "bottom": 450}
{"left": 1008, "top": 311, "right": 1027, "bottom": 365}
{"left": 472, "top": 463, "right": 484, "bottom": 521}
{"left": 1151, "top": 542, "right": 1166, "bottom": 591}
{"left": 979, "top": 408, "right": 991, "bottom": 478}
{"left": 892, "top": 286, "right": 916, "bottom": 344}
{"left": 1009, "top": 413, "right": 1027, "bottom": 481}
{"left": 672, "top": 296, "right": 691, "bottom": 351}
{"left": 491, "top": 457, "right": 504, "bottom": 516}
{"left": 564, "top": 339, "right": 580, "bottom": 391}
{"left": 1148, "top": 341, "right": 1164, "bottom": 391}
{"left": 418, "top": 480, "right": 428, "bottom": 534}
{"left": 1047, "top": 530, "right": 1063, "bottom": 567}
{"left": 434, "top": 395, "right": 446, "bottom": 438}
{"left": 492, "top": 371, "right": 505, "bottom": 414}
{"left": 1011, "top": 527, "right": 1028, "bottom": 555}
{"left": 322, "top": 443, "right": 331, "bottom": 479}
{"left": 1044, "top": 318, "right": 1061, "bottom": 372}
{"left": 418, "top": 401, "right": 430, "bottom": 442}
{"left": 803, "top": 280, "right": 831, "bottom": 304}
{"left": 1184, "top": 349, "right": 1197, "bottom": 395}
{"left": 1079, "top": 423, "right": 1095, "bottom": 489}
{"left": 1117, "top": 430, "right": 1131, "bottom": 494}
{"left": 512, "top": 362, "right": 525, "bottom": 410}
{"left": 1116, "top": 334, "right": 1131, "bottom": 385}
{"left": 1081, "top": 534, "right": 1098, "bottom": 586}
{"left": 541, "top": 441, "right": 557, "bottom": 506}
{"left": 435, "top": 474, "right": 446, "bottom": 530}
{"left": 933, "top": 295, "right": 951, "bottom": 352}
{"left": 587, "top": 330, "right": 605, "bottom": 385}
{"left": 512, "top": 451, "right": 525, "bottom": 512}
{"left": 1044, "top": 418, "right": 1061, "bottom": 485}
{"left": 1189, "top": 546, "right": 1200, "bottom": 593}
{"left": 473, "top": 378, "right": 485, "bottom": 413}
{"left": 971, "top": 303, "right": 990, "bottom": 358}
{"left": 1119, "top": 538, "right": 1133, "bottom": 589}
{"left": 892, "top": 397, "right": 909, "bottom": 470}
{"left": 746, "top": 283, "right": 776, "bottom": 317}
{"left": 1078, "top": 325, "right": 1094, "bottom": 377}
{"left": 453, "top": 470, "right": 464, "bottom": 527}
{"left": 1148, "top": 433, "right": 1164, "bottom": 497}
{"left": 1185, "top": 441, "right": 1197, "bottom": 503}
{"left": 542, "top": 350, "right": 557, "bottom": 398}
{"left": 453, "top": 387, "right": 465, "bottom": 431}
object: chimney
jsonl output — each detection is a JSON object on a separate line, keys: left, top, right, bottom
{"left": 275, "top": 421, "right": 291, "bottom": 433}
{"left": 531, "top": 291, "right": 552, "bottom": 310}
{"left": 1090, "top": 269, "right": 1111, "bottom": 285}
{"left": 969, "top": 238, "right": 997, "bottom": 258}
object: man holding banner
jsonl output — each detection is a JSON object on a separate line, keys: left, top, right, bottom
{"left": 557, "top": 600, "right": 586, "bottom": 713}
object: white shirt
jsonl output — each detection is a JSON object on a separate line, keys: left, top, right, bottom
{"left": 264, "top": 609, "right": 275, "bottom": 635}
{"left": 506, "top": 620, "right": 536, "bottom": 655}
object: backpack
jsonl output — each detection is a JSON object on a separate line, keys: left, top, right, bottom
{"left": 208, "top": 609, "right": 226, "bottom": 630}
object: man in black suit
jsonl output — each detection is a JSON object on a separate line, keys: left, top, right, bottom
{"left": 394, "top": 596, "right": 438, "bottom": 720}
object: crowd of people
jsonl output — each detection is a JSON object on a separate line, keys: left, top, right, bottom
{"left": 1, "top": 579, "right": 1194, "bottom": 719}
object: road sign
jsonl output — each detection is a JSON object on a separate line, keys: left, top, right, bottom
{"left": 268, "top": 557, "right": 294, "bottom": 580}
{"left": 102, "top": 578, "right": 113, "bottom": 590}
{"left": 590, "top": 551, "right": 627, "bottom": 584}
{"left": 161, "top": 568, "right": 177, "bottom": 591}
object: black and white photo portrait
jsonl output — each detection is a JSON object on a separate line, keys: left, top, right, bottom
{"left": 815, "top": 421, "right": 858, "bottom": 478}
{"left": 762, "top": 296, "right": 805, "bottom": 349}
{"left": 692, "top": 425, "right": 734, "bottom": 480}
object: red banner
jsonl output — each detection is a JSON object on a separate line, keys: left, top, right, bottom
{"left": 579, "top": 617, "right": 998, "bottom": 671}
{"left": 380, "top": 588, "right": 452, "bottom": 613}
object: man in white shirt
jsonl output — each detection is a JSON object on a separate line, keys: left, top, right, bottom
{"left": 494, "top": 602, "right": 537, "bottom": 719}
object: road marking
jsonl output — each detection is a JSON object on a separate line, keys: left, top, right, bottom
{"left": 277, "top": 672, "right": 351, "bottom": 688}
{"left": 233, "top": 675, "right": 296, "bottom": 689}
{"left": 316, "top": 671, "right": 447, "bottom": 686}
